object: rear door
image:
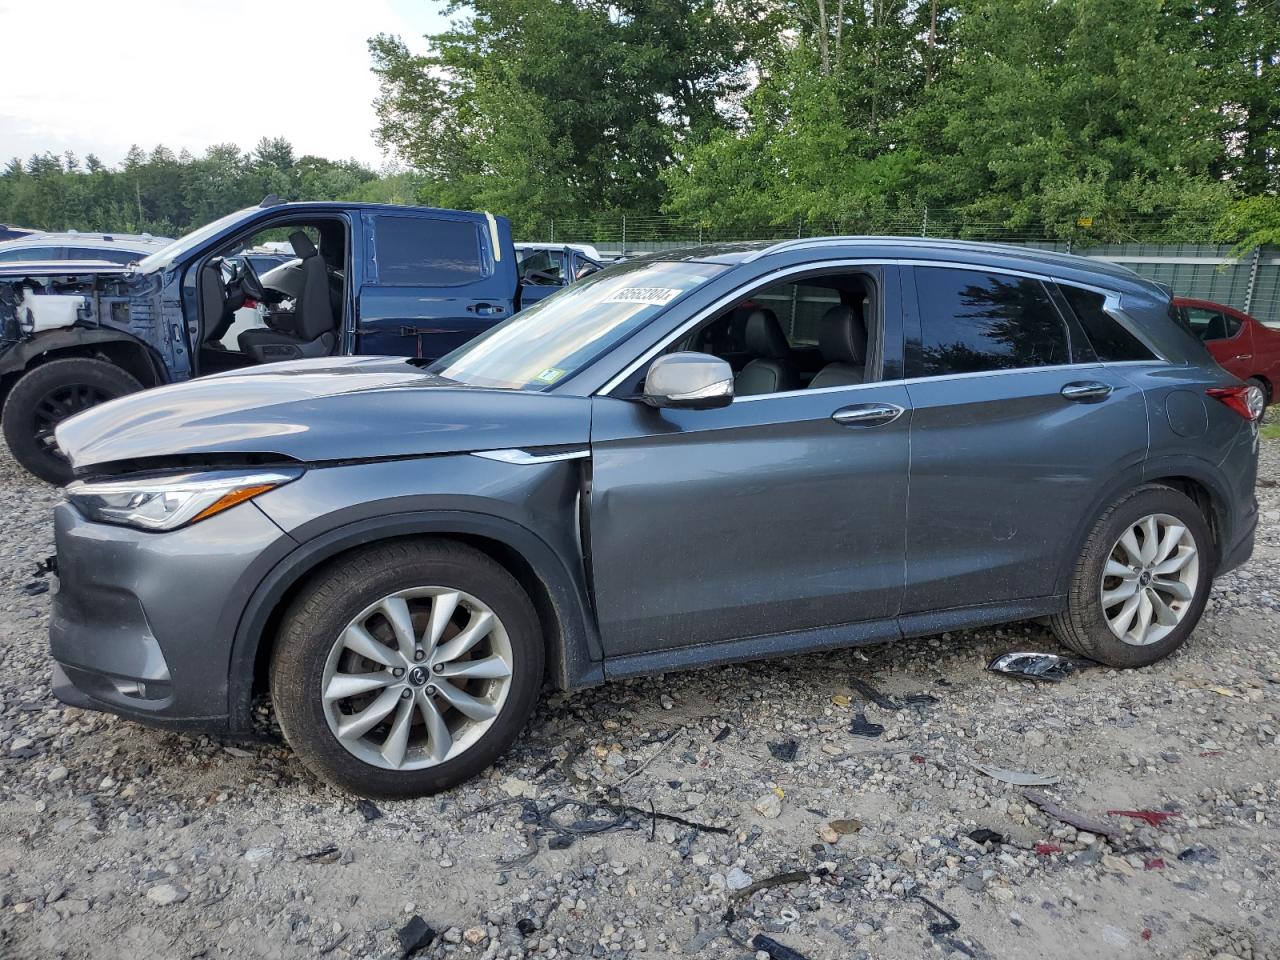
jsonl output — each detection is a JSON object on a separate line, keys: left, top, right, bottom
{"left": 900, "top": 265, "right": 1148, "bottom": 617}
{"left": 356, "top": 210, "right": 517, "bottom": 361}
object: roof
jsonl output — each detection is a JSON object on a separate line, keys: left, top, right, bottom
{"left": 0, "top": 232, "right": 173, "bottom": 250}
{"left": 640, "top": 236, "right": 1162, "bottom": 296}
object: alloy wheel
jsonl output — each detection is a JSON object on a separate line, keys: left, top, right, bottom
{"left": 1099, "top": 513, "right": 1200, "bottom": 647}
{"left": 320, "top": 587, "right": 514, "bottom": 770}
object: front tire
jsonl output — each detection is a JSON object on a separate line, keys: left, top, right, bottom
{"left": 270, "top": 539, "right": 544, "bottom": 798}
{"left": 1, "top": 358, "right": 142, "bottom": 484}
{"left": 1050, "top": 484, "right": 1213, "bottom": 668}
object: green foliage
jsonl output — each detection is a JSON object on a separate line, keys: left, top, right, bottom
{"left": 370, "top": 0, "right": 1276, "bottom": 240}
{"left": 1215, "top": 195, "right": 1280, "bottom": 251}
{"left": 370, "top": 0, "right": 767, "bottom": 230}
{"left": 0, "top": 139, "right": 386, "bottom": 236}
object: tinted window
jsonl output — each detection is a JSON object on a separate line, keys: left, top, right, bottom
{"left": 1059, "top": 285, "right": 1156, "bottom": 361}
{"left": 375, "top": 216, "right": 485, "bottom": 285}
{"left": 0, "top": 246, "right": 64, "bottom": 262}
{"left": 1184, "top": 306, "right": 1241, "bottom": 342}
{"left": 909, "top": 267, "right": 1069, "bottom": 376}
{"left": 67, "top": 247, "right": 139, "bottom": 264}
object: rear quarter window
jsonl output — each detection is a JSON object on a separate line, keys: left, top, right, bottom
{"left": 1059, "top": 284, "right": 1156, "bottom": 361}
{"left": 373, "top": 215, "right": 487, "bottom": 286}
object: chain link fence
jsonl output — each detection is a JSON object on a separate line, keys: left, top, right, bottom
{"left": 529, "top": 213, "right": 1280, "bottom": 325}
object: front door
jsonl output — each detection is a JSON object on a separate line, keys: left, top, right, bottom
{"left": 587, "top": 257, "right": 911, "bottom": 659}
{"left": 357, "top": 211, "right": 515, "bottom": 361}
{"left": 588, "top": 389, "right": 911, "bottom": 656}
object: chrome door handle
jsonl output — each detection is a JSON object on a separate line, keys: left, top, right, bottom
{"left": 1232, "top": 354, "right": 1252, "bottom": 361}
{"left": 832, "top": 402, "right": 904, "bottom": 426}
{"left": 1061, "top": 381, "right": 1113, "bottom": 403}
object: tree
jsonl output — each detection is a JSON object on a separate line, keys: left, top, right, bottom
{"left": 369, "top": 0, "right": 764, "bottom": 229}
{"left": 0, "top": 140, "right": 389, "bottom": 235}
{"left": 905, "top": 0, "right": 1233, "bottom": 239}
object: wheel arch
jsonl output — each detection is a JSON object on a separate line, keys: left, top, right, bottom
{"left": 228, "top": 511, "right": 603, "bottom": 734}
{"left": 1055, "top": 458, "right": 1231, "bottom": 598}
{"left": 0, "top": 330, "right": 168, "bottom": 407}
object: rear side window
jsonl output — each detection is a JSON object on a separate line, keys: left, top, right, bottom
{"left": 1059, "top": 284, "right": 1156, "bottom": 361}
{"left": 67, "top": 247, "right": 138, "bottom": 264}
{"left": 909, "top": 267, "right": 1069, "bottom": 377}
{"left": 1183, "top": 306, "right": 1242, "bottom": 342}
{"left": 374, "top": 216, "right": 486, "bottom": 286}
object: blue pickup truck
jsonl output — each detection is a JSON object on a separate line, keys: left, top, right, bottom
{"left": 0, "top": 198, "right": 526, "bottom": 483}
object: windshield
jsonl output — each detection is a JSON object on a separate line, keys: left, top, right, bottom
{"left": 429, "top": 259, "right": 728, "bottom": 390}
{"left": 136, "top": 207, "right": 257, "bottom": 273}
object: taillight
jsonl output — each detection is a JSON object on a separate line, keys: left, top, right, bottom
{"left": 1206, "top": 384, "right": 1265, "bottom": 422}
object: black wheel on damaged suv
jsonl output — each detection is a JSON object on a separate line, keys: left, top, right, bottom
{"left": 2, "top": 357, "right": 142, "bottom": 485}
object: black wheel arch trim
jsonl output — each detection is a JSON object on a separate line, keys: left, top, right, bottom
{"left": 0, "top": 329, "right": 168, "bottom": 385}
{"left": 225, "top": 508, "right": 603, "bottom": 733}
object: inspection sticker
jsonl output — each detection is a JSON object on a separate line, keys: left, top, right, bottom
{"left": 533, "top": 367, "right": 567, "bottom": 384}
{"left": 603, "top": 286, "right": 683, "bottom": 306}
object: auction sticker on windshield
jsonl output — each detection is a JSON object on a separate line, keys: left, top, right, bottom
{"left": 603, "top": 287, "right": 683, "bottom": 306}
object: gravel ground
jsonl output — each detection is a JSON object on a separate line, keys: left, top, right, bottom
{"left": 0, "top": 439, "right": 1277, "bottom": 960}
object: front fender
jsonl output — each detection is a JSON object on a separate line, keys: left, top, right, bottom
{"left": 225, "top": 508, "right": 602, "bottom": 733}
{"left": 0, "top": 327, "right": 169, "bottom": 382}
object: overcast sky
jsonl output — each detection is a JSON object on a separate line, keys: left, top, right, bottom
{"left": 0, "top": 0, "right": 445, "bottom": 169}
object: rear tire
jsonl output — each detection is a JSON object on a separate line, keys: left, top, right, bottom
{"left": 1, "top": 358, "right": 142, "bottom": 485}
{"left": 270, "top": 539, "right": 544, "bottom": 799}
{"left": 1050, "top": 484, "right": 1213, "bottom": 668}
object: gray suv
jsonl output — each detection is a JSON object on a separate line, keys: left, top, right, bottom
{"left": 49, "top": 238, "right": 1261, "bottom": 798}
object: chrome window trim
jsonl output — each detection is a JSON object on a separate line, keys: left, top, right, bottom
{"left": 597, "top": 258, "right": 888, "bottom": 395}
{"left": 733, "top": 362, "right": 1102, "bottom": 402}
{"left": 596, "top": 257, "right": 1165, "bottom": 400}
{"left": 472, "top": 448, "right": 590, "bottom": 464}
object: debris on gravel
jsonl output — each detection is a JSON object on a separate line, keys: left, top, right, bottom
{"left": 0, "top": 440, "right": 1277, "bottom": 959}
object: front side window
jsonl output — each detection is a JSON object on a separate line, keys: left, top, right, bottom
{"left": 1060, "top": 285, "right": 1156, "bottom": 361}
{"left": 1183, "top": 306, "right": 1241, "bottom": 342}
{"left": 430, "top": 259, "right": 727, "bottom": 390}
{"left": 909, "top": 267, "right": 1069, "bottom": 377}
{"left": 374, "top": 216, "right": 485, "bottom": 286}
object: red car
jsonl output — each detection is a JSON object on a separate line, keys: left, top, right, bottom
{"left": 1174, "top": 297, "right": 1280, "bottom": 407}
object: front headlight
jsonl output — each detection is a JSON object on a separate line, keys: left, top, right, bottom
{"left": 65, "top": 469, "right": 302, "bottom": 531}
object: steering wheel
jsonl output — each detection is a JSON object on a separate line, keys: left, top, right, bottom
{"left": 238, "top": 256, "right": 266, "bottom": 302}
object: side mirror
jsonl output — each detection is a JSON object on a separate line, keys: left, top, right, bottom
{"left": 643, "top": 352, "right": 734, "bottom": 410}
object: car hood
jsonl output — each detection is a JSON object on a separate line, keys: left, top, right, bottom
{"left": 56, "top": 355, "right": 592, "bottom": 471}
